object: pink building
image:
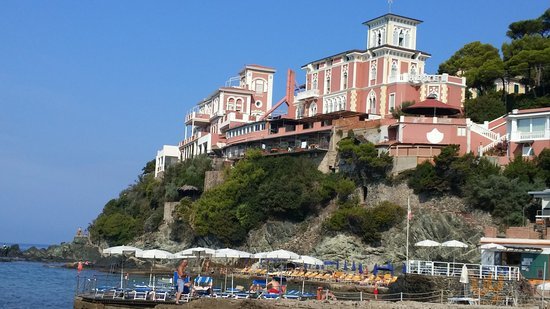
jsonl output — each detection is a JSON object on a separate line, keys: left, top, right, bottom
{"left": 180, "top": 64, "right": 276, "bottom": 159}
{"left": 178, "top": 14, "right": 548, "bottom": 169}
{"left": 292, "top": 14, "right": 466, "bottom": 120}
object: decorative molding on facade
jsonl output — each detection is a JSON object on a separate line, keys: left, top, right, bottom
{"left": 350, "top": 90, "right": 357, "bottom": 112}
{"left": 441, "top": 84, "right": 448, "bottom": 103}
{"left": 380, "top": 86, "right": 387, "bottom": 117}
{"left": 427, "top": 128, "right": 444, "bottom": 144}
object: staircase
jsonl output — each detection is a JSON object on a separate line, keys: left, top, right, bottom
{"left": 469, "top": 122, "right": 502, "bottom": 155}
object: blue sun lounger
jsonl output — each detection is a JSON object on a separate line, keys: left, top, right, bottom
{"left": 193, "top": 276, "right": 213, "bottom": 296}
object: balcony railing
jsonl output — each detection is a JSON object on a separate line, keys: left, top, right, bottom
{"left": 407, "top": 260, "right": 520, "bottom": 281}
{"left": 185, "top": 112, "right": 210, "bottom": 125}
{"left": 536, "top": 209, "right": 550, "bottom": 218}
{"left": 388, "top": 73, "right": 452, "bottom": 84}
{"left": 295, "top": 89, "right": 320, "bottom": 102}
{"left": 510, "top": 130, "right": 549, "bottom": 142}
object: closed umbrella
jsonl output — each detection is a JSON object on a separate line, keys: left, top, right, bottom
{"left": 103, "top": 246, "right": 143, "bottom": 289}
{"left": 351, "top": 261, "right": 356, "bottom": 272}
{"left": 373, "top": 264, "right": 379, "bottom": 276}
{"left": 358, "top": 263, "right": 363, "bottom": 274}
{"left": 460, "top": 264, "right": 469, "bottom": 296}
{"left": 343, "top": 261, "right": 348, "bottom": 271}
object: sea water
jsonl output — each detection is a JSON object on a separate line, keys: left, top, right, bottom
{"left": 0, "top": 261, "right": 99, "bottom": 309}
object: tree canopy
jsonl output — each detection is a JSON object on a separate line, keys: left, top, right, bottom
{"left": 438, "top": 41, "right": 504, "bottom": 95}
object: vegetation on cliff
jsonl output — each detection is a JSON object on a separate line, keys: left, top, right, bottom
{"left": 407, "top": 146, "right": 549, "bottom": 226}
{"left": 179, "top": 149, "right": 353, "bottom": 246}
{"left": 88, "top": 156, "right": 212, "bottom": 246}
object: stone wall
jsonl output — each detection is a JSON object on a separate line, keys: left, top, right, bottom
{"left": 163, "top": 202, "right": 179, "bottom": 224}
{"left": 391, "top": 156, "right": 418, "bottom": 174}
{"left": 204, "top": 170, "right": 225, "bottom": 191}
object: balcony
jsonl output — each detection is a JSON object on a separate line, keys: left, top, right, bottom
{"left": 536, "top": 208, "right": 550, "bottom": 219}
{"left": 295, "top": 89, "right": 320, "bottom": 102}
{"left": 185, "top": 112, "right": 210, "bottom": 125}
{"left": 388, "top": 73, "right": 455, "bottom": 84}
{"left": 179, "top": 131, "right": 206, "bottom": 147}
{"left": 510, "top": 130, "right": 549, "bottom": 142}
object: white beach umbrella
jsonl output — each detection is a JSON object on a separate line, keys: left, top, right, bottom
{"left": 480, "top": 243, "right": 506, "bottom": 250}
{"left": 174, "top": 247, "right": 215, "bottom": 274}
{"left": 213, "top": 248, "right": 252, "bottom": 259}
{"left": 136, "top": 249, "right": 175, "bottom": 287}
{"left": 414, "top": 240, "right": 441, "bottom": 247}
{"left": 252, "top": 251, "right": 268, "bottom": 259}
{"left": 442, "top": 240, "right": 468, "bottom": 248}
{"left": 212, "top": 248, "right": 252, "bottom": 293}
{"left": 291, "top": 255, "right": 324, "bottom": 266}
{"left": 442, "top": 240, "right": 468, "bottom": 265}
{"left": 257, "top": 249, "right": 300, "bottom": 260}
{"left": 102, "top": 245, "right": 143, "bottom": 288}
{"left": 136, "top": 249, "right": 175, "bottom": 259}
{"left": 103, "top": 245, "right": 143, "bottom": 255}
{"left": 174, "top": 247, "right": 215, "bottom": 257}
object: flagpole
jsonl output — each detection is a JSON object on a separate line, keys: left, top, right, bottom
{"left": 406, "top": 196, "right": 410, "bottom": 273}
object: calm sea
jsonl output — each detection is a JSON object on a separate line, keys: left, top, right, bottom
{"left": 0, "top": 261, "right": 102, "bottom": 309}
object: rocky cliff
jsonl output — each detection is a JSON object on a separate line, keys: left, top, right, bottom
{"left": 129, "top": 182, "right": 489, "bottom": 268}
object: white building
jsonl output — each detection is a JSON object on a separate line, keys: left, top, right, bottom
{"left": 155, "top": 145, "right": 181, "bottom": 178}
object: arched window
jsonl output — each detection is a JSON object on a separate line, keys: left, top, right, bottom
{"left": 235, "top": 98, "right": 243, "bottom": 111}
{"left": 377, "top": 31, "right": 382, "bottom": 46}
{"left": 309, "top": 103, "right": 317, "bottom": 116}
{"left": 398, "top": 30, "right": 404, "bottom": 47}
{"left": 410, "top": 63, "right": 417, "bottom": 77}
{"left": 404, "top": 31, "right": 410, "bottom": 48}
{"left": 254, "top": 79, "right": 265, "bottom": 94}
{"left": 390, "top": 60, "right": 398, "bottom": 80}
{"left": 312, "top": 73, "right": 318, "bottom": 90}
{"left": 227, "top": 98, "right": 235, "bottom": 111}
{"left": 296, "top": 105, "right": 304, "bottom": 118}
{"left": 325, "top": 75, "right": 331, "bottom": 94}
{"left": 368, "top": 91, "right": 376, "bottom": 114}
{"left": 370, "top": 63, "right": 377, "bottom": 82}
{"left": 342, "top": 72, "right": 348, "bottom": 89}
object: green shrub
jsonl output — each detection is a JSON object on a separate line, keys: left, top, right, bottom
{"left": 325, "top": 201, "right": 405, "bottom": 245}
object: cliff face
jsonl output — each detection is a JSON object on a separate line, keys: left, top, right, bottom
{"left": 130, "top": 182, "right": 489, "bottom": 267}
{"left": 234, "top": 182, "right": 488, "bottom": 266}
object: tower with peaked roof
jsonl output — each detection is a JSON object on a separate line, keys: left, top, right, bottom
{"left": 294, "top": 13, "right": 465, "bottom": 120}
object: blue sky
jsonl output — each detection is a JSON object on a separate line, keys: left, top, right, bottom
{"left": 0, "top": 1, "right": 547, "bottom": 245}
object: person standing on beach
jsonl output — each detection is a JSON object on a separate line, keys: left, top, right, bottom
{"left": 175, "top": 259, "right": 189, "bottom": 304}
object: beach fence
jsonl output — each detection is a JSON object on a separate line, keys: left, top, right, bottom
{"left": 324, "top": 289, "right": 519, "bottom": 306}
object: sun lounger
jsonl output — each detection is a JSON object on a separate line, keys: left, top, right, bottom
{"left": 261, "top": 292, "right": 281, "bottom": 299}
{"left": 193, "top": 276, "right": 213, "bottom": 297}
